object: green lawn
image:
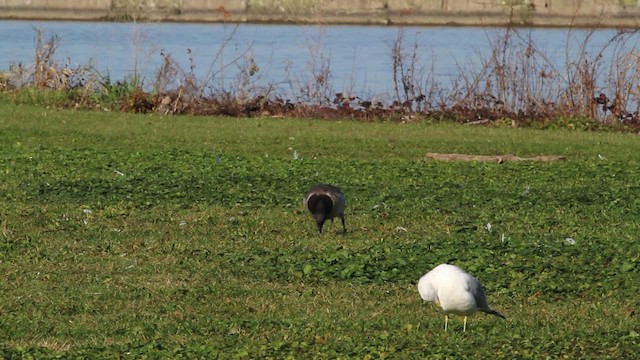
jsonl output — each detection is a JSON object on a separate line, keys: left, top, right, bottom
{"left": 1, "top": 103, "right": 638, "bottom": 358}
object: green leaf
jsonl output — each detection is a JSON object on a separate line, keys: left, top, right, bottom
{"left": 303, "top": 264, "right": 313, "bottom": 275}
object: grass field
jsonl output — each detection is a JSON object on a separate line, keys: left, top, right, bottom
{"left": 0, "top": 102, "right": 639, "bottom": 358}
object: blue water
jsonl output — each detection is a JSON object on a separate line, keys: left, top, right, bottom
{"left": 1, "top": 20, "right": 637, "bottom": 98}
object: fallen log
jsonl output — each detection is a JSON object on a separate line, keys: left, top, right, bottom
{"left": 425, "top": 153, "right": 567, "bottom": 163}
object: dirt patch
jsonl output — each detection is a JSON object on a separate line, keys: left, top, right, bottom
{"left": 426, "top": 153, "right": 567, "bottom": 163}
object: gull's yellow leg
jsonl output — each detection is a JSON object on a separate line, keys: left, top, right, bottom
{"left": 444, "top": 315, "right": 448, "bottom": 332}
{"left": 463, "top": 316, "right": 468, "bottom": 332}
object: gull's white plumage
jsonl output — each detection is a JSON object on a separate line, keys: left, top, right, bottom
{"left": 417, "top": 263, "right": 505, "bottom": 331}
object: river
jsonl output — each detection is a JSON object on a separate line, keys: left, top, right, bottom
{"left": 1, "top": 20, "right": 638, "bottom": 101}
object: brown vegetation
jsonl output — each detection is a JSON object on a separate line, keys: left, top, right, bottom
{"left": 2, "top": 27, "right": 640, "bottom": 132}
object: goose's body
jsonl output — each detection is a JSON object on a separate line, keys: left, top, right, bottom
{"left": 304, "top": 184, "right": 346, "bottom": 233}
{"left": 417, "top": 263, "right": 505, "bottom": 331}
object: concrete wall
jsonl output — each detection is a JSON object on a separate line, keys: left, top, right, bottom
{"left": 1, "top": 0, "right": 639, "bottom": 27}
{"left": 0, "top": 0, "right": 112, "bottom": 20}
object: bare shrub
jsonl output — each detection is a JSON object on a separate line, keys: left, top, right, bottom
{"left": 152, "top": 49, "right": 270, "bottom": 115}
{"left": 389, "top": 29, "right": 442, "bottom": 112}
{"left": 1, "top": 28, "right": 110, "bottom": 109}
{"left": 283, "top": 27, "right": 334, "bottom": 106}
{"left": 28, "top": 28, "right": 102, "bottom": 92}
{"left": 447, "top": 26, "right": 640, "bottom": 125}
{"left": 586, "top": 30, "right": 640, "bottom": 123}
{"left": 450, "top": 27, "right": 559, "bottom": 119}
{"left": 558, "top": 29, "right": 605, "bottom": 117}
{"left": 32, "top": 29, "right": 62, "bottom": 89}
{"left": 604, "top": 49, "right": 640, "bottom": 122}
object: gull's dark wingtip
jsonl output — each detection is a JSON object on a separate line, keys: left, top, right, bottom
{"left": 487, "top": 309, "right": 506, "bottom": 319}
